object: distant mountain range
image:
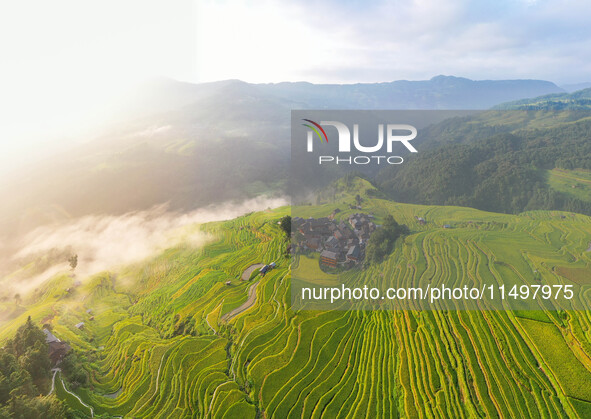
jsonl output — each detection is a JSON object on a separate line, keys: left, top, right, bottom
{"left": 0, "top": 75, "right": 574, "bottom": 240}
{"left": 127, "top": 75, "right": 565, "bottom": 114}
{"left": 561, "top": 82, "right": 591, "bottom": 93}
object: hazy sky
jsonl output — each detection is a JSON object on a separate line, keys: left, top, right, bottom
{"left": 193, "top": 0, "right": 591, "bottom": 85}
{"left": 0, "top": 0, "right": 590, "bottom": 172}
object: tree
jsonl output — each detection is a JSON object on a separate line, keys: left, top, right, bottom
{"left": 8, "top": 317, "right": 48, "bottom": 359}
{"left": 0, "top": 318, "right": 62, "bottom": 416}
{"left": 355, "top": 194, "right": 362, "bottom": 206}
{"left": 279, "top": 216, "right": 291, "bottom": 239}
{"left": 19, "top": 344, "right": 51, "bottom": 382}
{"left": 60, "top": 353, "right": 88, "bottom": 390}
{"left": 68, "top": 254, "right": 78, "bottom": 271}
{"left": 7, "top": 395, "right": 69, "bottom": 418}
{"left": 14, "top": 293, "right": 21, "bottom": 306}
{"left": 365, "top": 215, "right": 409, "bottom": 264}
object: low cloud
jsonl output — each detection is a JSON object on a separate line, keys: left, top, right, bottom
{"left": 9, "top": 195, "right": 289, "bottom": 294}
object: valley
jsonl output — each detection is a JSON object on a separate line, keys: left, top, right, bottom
{"left": 2, "top": 181, "right": 591, "bottom": 417}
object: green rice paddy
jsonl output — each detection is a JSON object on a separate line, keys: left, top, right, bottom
{"left": 2, "top": 191, "right": 591, "bottom": 417}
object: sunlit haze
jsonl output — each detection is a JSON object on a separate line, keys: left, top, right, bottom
{"left": 0, "top": 0, "right": 196, "bottom": 175}
{"left": 1, "top": 0, "right": 591, "bottom": 175}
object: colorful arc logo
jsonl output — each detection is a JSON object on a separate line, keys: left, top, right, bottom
{"left": 302, "top": 119, "right": 328, "bottom": 143}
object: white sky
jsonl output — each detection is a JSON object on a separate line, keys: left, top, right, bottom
{"left": 0, "top": 0, "right": 196, "bottom": 173}
{"left": 0, "top": 0, "right": 590, "bottom": 174}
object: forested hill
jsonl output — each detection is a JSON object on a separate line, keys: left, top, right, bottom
{"left": 377, "top": 111, "right": 591, "bottom": 215}
{"left": 0, "top": 76, "right": 563, "bottom": 242}
{"left": 495, "top": 88, "right": 591, "bottom": 110}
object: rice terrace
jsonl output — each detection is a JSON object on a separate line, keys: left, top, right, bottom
{"left": 3, "top": 0, "right": 591, "bottom": 416}
{"left": 1, "top": 177, "right": 591, "bottom": 418}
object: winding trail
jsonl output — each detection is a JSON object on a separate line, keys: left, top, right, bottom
{"left": 240, "top": 263, "right": 265, "bottom": 281}
{"left": 48, "top": 368, "right": 59, "bottom": 395}
{"left": 50, "top": 368, "right": 94, "bottom": 417}
{"left": 221, "top": 282, "right": 260, "bottom": 322}
{"left": 220, "top": 263, "right": 265, "bottom": 322}
{"left": 61, "top": 375, "right": 94, "bottom": 418}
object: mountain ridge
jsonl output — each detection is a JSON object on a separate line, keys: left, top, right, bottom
{"left": 0, "top": 75, "right": 569, "bottom": 242}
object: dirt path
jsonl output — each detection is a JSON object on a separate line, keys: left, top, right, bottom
{"left": 51, "top": 369, "right": 94, "bottom": 417}
{"left": 62, "top": 375, "right": 94, "bottom": 418}
{"left": 241, "top": 263, "right": 265, "bottom": 281}
{"left": 48, "top": 369, "right": 59, "bottom": 395}
{"left": 221, "top": 282, "right": 260, "bottom": 322}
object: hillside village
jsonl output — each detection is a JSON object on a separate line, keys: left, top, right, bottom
{"left": 292, "top": 211, "right": 378, "bottom": 268}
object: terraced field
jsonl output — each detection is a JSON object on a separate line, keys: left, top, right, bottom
{"left": 548, "top": 168, "right": 591, "bottom": 203}
{"left": 2, "top": 188, "right": 591, "bottom": 417}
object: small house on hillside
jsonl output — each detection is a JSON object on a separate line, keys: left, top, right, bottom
{"left": 320, "top": 250, "right": 338, "bottom": 268}
{"left": 48, "top": 341, "right": 71, "bottom": 364}
{"left": 346, "top": 246, "right": 360, "bottom": 262}
{"left": 43, "top": 329, "right": 60, "bottom": 343}
{"left": 260, "top": 262, "right": 277, "bottom": 276}
{"left": 326, "top": 236, "right": 339, "bottom": 248}
{"left": 43, "top": 329, "right": 70, "bottom": 365}
{"left": 306, "top": 238, "right": 322, "bottom": 251}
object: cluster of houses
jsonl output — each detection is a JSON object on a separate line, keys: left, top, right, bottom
{"left": 292, "top": 211, "right": 378, "bottom": 268}
{"left": 259, "top": 262, "right": 276, "bottom": 275}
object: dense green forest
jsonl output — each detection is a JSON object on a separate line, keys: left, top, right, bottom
{"left": 378, "top": 111, "right": 591, "bottom": 215}
{"left": 0, "top": 317, "right": 71, "bottom": 418}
